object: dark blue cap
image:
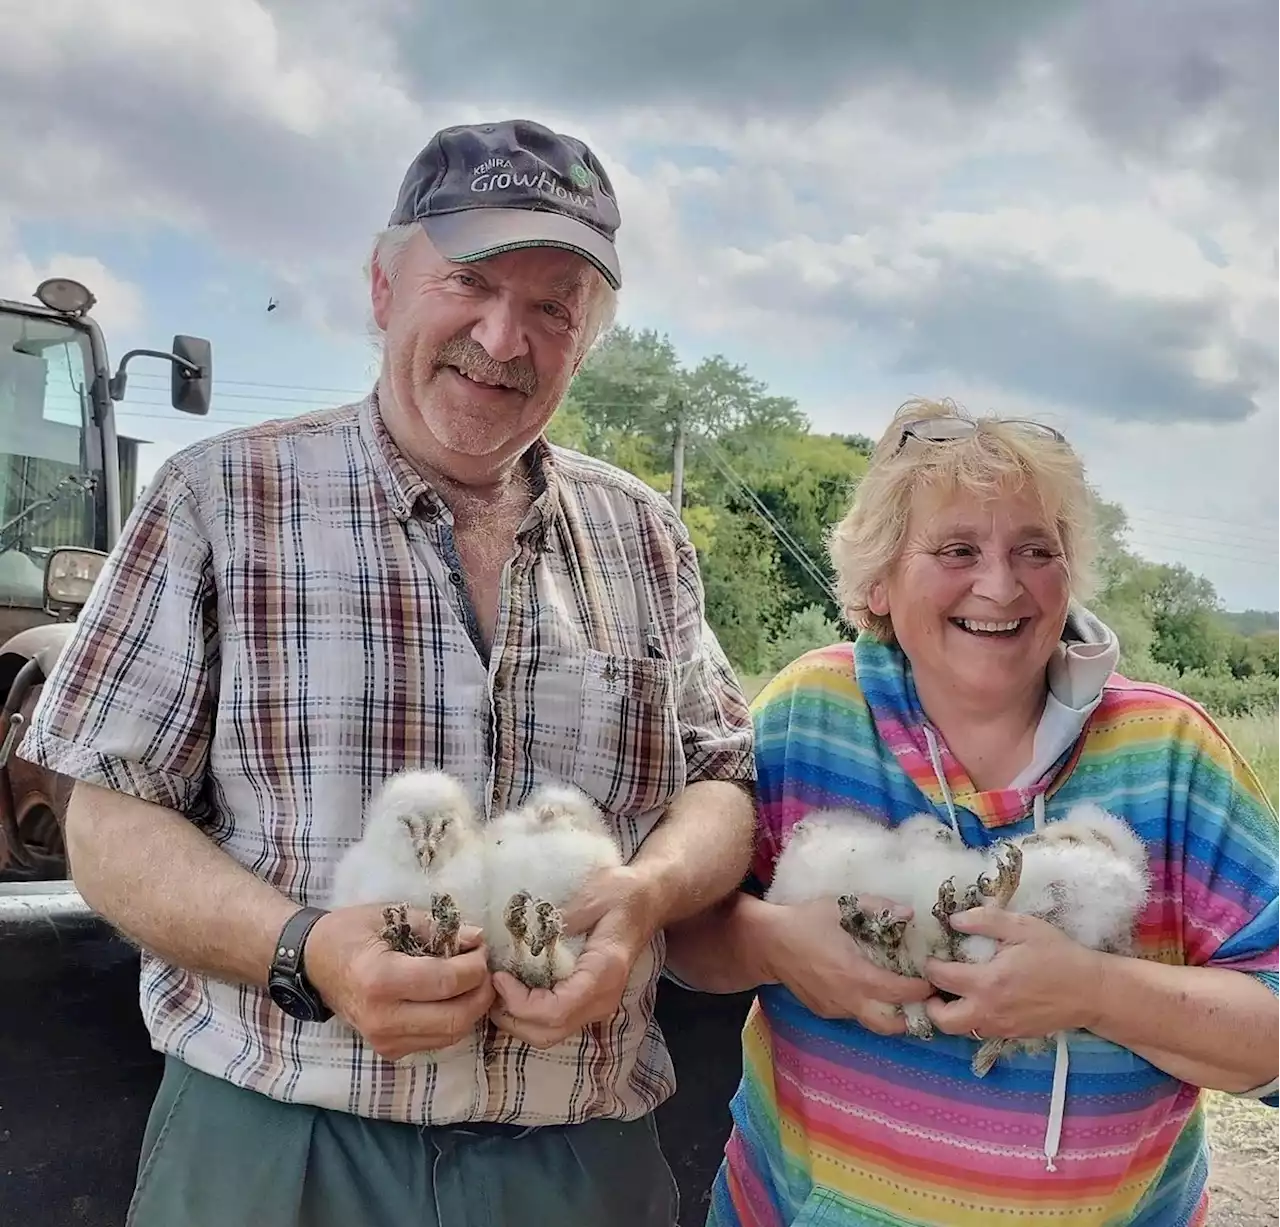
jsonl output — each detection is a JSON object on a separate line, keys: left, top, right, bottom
{"left": 389, "top": 119, "right": 622, "bottom": 289}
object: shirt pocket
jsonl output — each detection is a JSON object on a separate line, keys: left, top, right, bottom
{"left": 570, "top": 648, "right": 686, "bottom": 840}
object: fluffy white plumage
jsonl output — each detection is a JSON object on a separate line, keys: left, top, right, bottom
{"left": 329, "top": 770, "right": 622, "bottom": 988}
{"left": 956, "top": 802, "right": 1151, "bottom": 966}
{"left": 329, "top": 770, "right": 487, "bottom": 919}
{"left": 766, "top": 801, "right": 1151, "bottom": 1072}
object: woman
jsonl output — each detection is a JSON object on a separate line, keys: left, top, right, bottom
{"left": 665, "top": 399, "right": 1278, "bottom": 1226}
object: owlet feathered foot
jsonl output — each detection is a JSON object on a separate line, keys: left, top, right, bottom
{"left": 520, "top": 900, "right": 566, "bottom": 990}
{"left": 424, "top": 893, "right": 461, "bottom": 958}
{"left": 379, "top": 902, "right": 430, "bottom": 957}
{"left": 838, "top": 894, "right": 932, "bottom": 1038}
{"left": 932, "top": 877, "right": 962, "bottom": 961}
{"left": 501, "top": 890, "right": 569, "bottom": 990}
{"left": 977, "top": 841, "right": 1023, "bottom": 907}
{"left": 972, "top": 1035, "right": 1053, "bottom": 1078}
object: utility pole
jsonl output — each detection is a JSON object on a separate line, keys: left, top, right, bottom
{"left": 669, "top": 399, "right": 686, "bottom": 520}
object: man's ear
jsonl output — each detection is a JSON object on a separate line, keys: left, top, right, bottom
{"left": 370, "top": 253, "right": 394, "bottom": 332}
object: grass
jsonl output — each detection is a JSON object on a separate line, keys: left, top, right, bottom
{"left": 1217, "top": 712, "right": 1279, "bottom": 813}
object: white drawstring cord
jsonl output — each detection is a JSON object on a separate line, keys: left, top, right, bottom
{"left": 922, "top": 725, "right": 961, "bottom": 836}
{"left": 1034, "top": 791, "right": 1070, "bottom": 1172}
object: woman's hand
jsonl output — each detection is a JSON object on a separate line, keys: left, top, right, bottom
{"left": 755, "top": 896, "right": 935, "bottom": 1035}
{"left": 922, "top": 906, "right": 1101, "bottom": 1039}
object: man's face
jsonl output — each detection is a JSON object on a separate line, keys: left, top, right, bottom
{"left": 372, "top": 228, "right": 598, "bottom": 483}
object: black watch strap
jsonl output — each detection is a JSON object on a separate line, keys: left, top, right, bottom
{"left": 268, "top": 906, "right": 333, "bottom": 1022}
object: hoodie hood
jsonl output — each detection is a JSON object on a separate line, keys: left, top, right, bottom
{"left": 855, "top": 601, "right": 1120, "bottom": 831}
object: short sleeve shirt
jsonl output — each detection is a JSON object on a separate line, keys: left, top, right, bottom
{"left": 19, "top": 392, "right": 755, "bottom": 1126}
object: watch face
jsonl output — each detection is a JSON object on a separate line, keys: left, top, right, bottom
{"left": 269, "top": 976, "right": 318, "bottom": 1021}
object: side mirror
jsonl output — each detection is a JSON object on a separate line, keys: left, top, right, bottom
{"left": 171, "top": 335, "right": 212, "bottom": 416}
{"left": 43, "top": 547, "right": 108, "bottom": 617}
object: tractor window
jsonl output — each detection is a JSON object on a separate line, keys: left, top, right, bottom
{"left": 0, "top": 313, "right": 101, "bottom": 608}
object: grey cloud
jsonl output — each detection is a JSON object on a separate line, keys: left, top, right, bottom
{"left": 2, "top": 69, "right": 403, "bottom": 259}
{"left": 895, "top": 264, "right": 1273, "bottom": 423}
{"left": 720, "top": 252, "right": 1276, "bottom": 425}
{"left": 1053, "top": 0, "right": 1278, "bottom": 190}
{"left": 379, "top": 0, "right": 1071, "bottom": 115}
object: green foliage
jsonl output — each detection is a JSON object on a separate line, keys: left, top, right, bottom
{"left": 558, "top": 326, "right": 858, "bottom": 660}
{"left": 1090, "top": 496, "right": 1277, "bottom": 716}
{"left": 763, "top": 603, "right": 847, "bottom": 673}
{"left": 697, "top": 511, "right": 790, "bottom": 672}
{"left": 555, "top": 327, "right": 1277, "bottom": 720}
{"left": 1220, "top": 610, "right": 1280, "bottom": 637}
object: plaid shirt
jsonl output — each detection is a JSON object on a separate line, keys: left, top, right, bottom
{"left": 20, "top": 392, "right": 754, "bottom": 1127}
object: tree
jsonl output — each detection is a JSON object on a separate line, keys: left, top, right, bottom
{"left": 549, "top": 325, "right": 1276, "bottom": 716}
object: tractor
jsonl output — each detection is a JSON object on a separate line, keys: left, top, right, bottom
{"left": 0, "top": 276, "right": 211, "bottom": 880}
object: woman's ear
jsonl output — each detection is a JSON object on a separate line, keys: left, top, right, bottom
{"left": 867, "top": 579, "right": 890, "bottom": 618}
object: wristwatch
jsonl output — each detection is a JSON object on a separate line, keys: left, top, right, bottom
{"left": 267, "top": 906, "right": 334, "bottom": 1022}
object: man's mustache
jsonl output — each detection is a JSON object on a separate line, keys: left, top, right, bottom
{"left": 430, "top": 336, "right": 538, "bottom": 396}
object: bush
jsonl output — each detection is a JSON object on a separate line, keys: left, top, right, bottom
{"left": 1174, "top": 670, "right": 1278, "bottom": 718}
{"left": 763, "top": 604, "right": 846, "bottom": 673}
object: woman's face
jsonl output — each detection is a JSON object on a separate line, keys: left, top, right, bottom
{"left": 869, "top": 480, "right": 1072, "bottom": 712}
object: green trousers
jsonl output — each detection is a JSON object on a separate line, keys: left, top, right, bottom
{"left": 126, "top": 1056, "right": 680, "bottom": 1227}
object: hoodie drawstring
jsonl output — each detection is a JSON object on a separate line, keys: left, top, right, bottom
{"left": 1033, "top": 790, "right": 1071, "bottom": 1172}
{"left": 923, "top": 740, "right": 1069, "bottom": 1172}
{"left": 922, "top": 726, "right": 961, "bottom": 836}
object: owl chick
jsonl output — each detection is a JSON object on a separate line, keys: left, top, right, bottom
{"left": 485, "top": 783, "right": 622, "bottom": 989}
{"left": 329, "top": 769, "right": 487, "bottom": 957}
{"left": 946, "top": 803, "right": 1151, "bottom": 1075}
{"left": 766, "top": 809, "right": 988, "bottom": 1039}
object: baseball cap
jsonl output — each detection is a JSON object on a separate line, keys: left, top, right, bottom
{"left": 388, "top": 119, "right": 623, "bottom": 290}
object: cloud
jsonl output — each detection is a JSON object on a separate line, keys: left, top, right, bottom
{"left": 387, "top": 0, "right": 1071, "bottom": 115}
{"left": 0, "top": 218, "right": 145, "bottom": 337}
{"left": 1, "top": 0, "right": 1274, "bottom": 431}
{"left": 1049, "top": 0, "right": 1278, "bottom": 191}
{"left": 666, "top": 201, "right": 1277, "bottom": 422}
{"left": 1, "top": 0, "right": 432, "bottom": 337}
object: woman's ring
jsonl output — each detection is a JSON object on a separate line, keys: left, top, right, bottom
{"left": 970, "top": 1029, "right": 983, "bottom": 1042}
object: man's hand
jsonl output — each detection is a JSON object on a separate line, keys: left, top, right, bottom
{"left": 923, "top": 907, "right": 1101, "bottom": 1040}
{"left": 755, "top": 896, "right": 935, "bottom": 1034}
{"left": 304, "top": 905, "right": 495, "bottom": 1060}
{"left": 490, "top": 866, "right": 655, "bottom": 1049}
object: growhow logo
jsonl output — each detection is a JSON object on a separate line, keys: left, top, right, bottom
{"left": 470, "top": 160, "right": 595, "bottom": 210}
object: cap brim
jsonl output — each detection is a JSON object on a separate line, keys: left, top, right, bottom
{"left": 421, "top": 208, "right": 621, "bottom": 290}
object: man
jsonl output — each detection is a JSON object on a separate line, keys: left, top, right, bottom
{"left": 20, "top": 118, "right": 756, "bottom": 1227}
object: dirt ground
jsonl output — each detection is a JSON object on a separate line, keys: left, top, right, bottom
{"left": 1206, "top": 1091, "right": 1278, "bottom": 1225}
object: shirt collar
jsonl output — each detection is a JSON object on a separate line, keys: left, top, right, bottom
{"left": 357, "top": 386, "right": 561, "bottom": 539}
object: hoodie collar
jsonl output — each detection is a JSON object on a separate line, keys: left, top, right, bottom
{"left": 856, "top": 603, "right": 1119, "bottom": 830}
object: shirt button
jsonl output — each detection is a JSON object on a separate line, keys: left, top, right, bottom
{"left": 448, "top": 570, "right": 463, "bottom": 586}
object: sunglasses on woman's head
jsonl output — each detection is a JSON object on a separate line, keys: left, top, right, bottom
{"left": 893, "top": 417, "right": 1067, "bottom": 455}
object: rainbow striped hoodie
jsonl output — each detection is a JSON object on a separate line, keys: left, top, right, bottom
{"left": 708, "top": 629, "right": 1278, "bottom": 1227}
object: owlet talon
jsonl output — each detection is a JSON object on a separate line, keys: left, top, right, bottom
{"left": 990, "top": 841, "right": 1023, "bottom": 907}
{"left": 379, "top": 902, "right": 430, "bottom": 957}
{"left": 426, "top": 893, "right": 461, "bottom": 959}
{"left": 504, "top": 890, "right": 532, "bottom": 946}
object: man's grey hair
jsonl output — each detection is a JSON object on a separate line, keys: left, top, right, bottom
{"left": 369, "top": 224, "right": 618, "bottom": 353}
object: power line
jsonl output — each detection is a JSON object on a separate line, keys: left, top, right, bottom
{"left": 110, "top": 379, "right": 1277, "bottom": 569}
{"left": 691, "top": 434, "right": 840, "bottom": 605}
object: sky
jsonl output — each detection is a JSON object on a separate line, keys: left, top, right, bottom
{"left": 3, "top": 0, "right": 1276, "bottom": 609}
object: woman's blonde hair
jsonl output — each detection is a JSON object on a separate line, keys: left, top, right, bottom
{"left": 828, "top": 397, "right": 1097, "bottom": 642}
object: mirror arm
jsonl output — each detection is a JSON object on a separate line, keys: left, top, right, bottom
{"left": 108, "top": 349, "right": 204, "bottom": 401}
